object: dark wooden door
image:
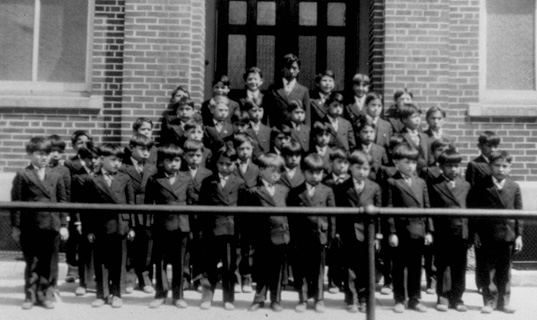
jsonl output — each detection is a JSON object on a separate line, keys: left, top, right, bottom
{"left": 216, "top": 0, "right": 359, "bottom": 92}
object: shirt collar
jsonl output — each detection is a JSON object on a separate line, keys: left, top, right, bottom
{"left": 492, "top": 176, "right": 505, "bottom": 188}
{"left": 247, "top": 90, "right": 259, "bottom": 99}
{"left": 262, "top": 178, "right": 274, "bottom": 189}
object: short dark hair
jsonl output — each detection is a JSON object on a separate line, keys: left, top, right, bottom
{"left": 183, "top": 139, "right": 205, "bottom": 153}
{"left": 26, "top": 136, "right": 52, "bottom": 154}
{"left": 98, "top": 143, "right": 124, "bottom": 158}
{"left": 430, "top": 138, "right": 453, "bottom": 153}
{"left": 282, "top": 53, "right": 301, "bottom": 68}
{"left": 243, "top": 98, "right": 263, "bottom": 111}
{"left": 438, "top": 149, "right": 462, "bottom": 166}
{"left": 216, "top": 146, "right": 238, "bottom": 162}
{"left": 392, "top": 144, "right": 419, "bottom": 161}
{"left": 209, "top": 95, "right": 230, "bottom": 108}
{"left": 478, "top": 131, "right": 501, "bottom": 147}
{"left": 170, "top": 85, "right": 190, "bottom": 103}
{"left": 302, "top": 153, "right": 325, "bottom": 172}
{"left": 213, "top": 74, "right": 231, "bottom": 87}
{"left": 325, "top": 92, "right": 345, "bottom": 107}
{"left": 393, "top": 88, "right": 413, "bottom": 101}
{"left": 257, "top": 153, "right": 285, "bottom": 171}
{"left": 172, "top": 97, "right": 195, "bottom": 112}
{"left": 355, "top": 115, "right": 376, "bottom": 132}
{"left": 315, "top": 70, "right": 335, "bottom": 83}
{"left": 426, "top": 106, "right": 446, "bottom": 119}
{"left": 365, "top": 91, "right": 383, "bottom": 107}
{"left": 157, "top": 144, "right": 183, "bottom": 163}
{"left": 281, "top": 140, "right": 303, "bottom": 157}
{"left": 398, "top": 103, "right": 421, "bottom": 120}
{"left": 348, "top": 150, "right": 373, "bottom": 166}
{"left": 78, "top": 141, "right": 99, "bottom": 159}
{"left": 389, "top": 135, "right": 407, "bottom": 154}
{"left": 287, "top": 100, "right": 305, "bottom": 113}
{"left": 312, "top": 121, "right": 334, "bottom": 136}
{"left": 70, "top": 130, "right": 92, "bottom": 147}
{"left": 132, "top": 117, "right": 154, "bottom": 132}
{"left": 352, "top": 73, "right": 371, "bottom": 86}
{"left": 48, "top": 135, "right": 66, "bottom": 152}
{"left": 129, "top": 134, "right": 154, "bottom": 149}
{"left": 243, "top": 66, "right": 263, "bottom": 81}
{"left": 489, "top": 150, "right": 512, "bottom": 164}
{"left": 231, "top": 110, "right": 250, "bottom": 125}
{"left": 233, "top": 133, "right": 254, "bottom": 150}
{"left": 184, "top": 119, "right": 204, "bottom": 132}
{"left": 329, "top": 147, "right": 348, "bottom": 162}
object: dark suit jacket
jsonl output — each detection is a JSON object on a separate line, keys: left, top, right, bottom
{"left": 200, "top": 98, "right": 240, "bottom": 126}
{"left": 243, "top": 180, "right": 290, "bottom": 245}
{"left": 322, "top": 173, "right": 350, "bottom": 188}
{"left": 279, "top": 167, "right": 305, "bottom": 189}
{"left": 382, "top": 106, "right": 406, "bottom": 134}
{"left": 11, "top": 166, "right": 68, "bottom": 231}
{"left": 426, "top": 173, "right": 470, "bottom": 240}
{"left": 334, "top": 179, "right": 381, "bottom": 242}
{"left": 86, "top": 171, "right": 134, "bottom": 235}
{"left": 199, "top": 174, "right": 245, "bottom": 237}
{"left": 50, "top": 163, "right": 71, "bottom": 202}
{"left": 232, "top": 161, "right": 260, "bottom": 189}
{"left": 160, "top": 116, "right": 187, "bottom": 146}
{"left": 465, "top": 155, "right": 491, "bottom": 187}
{"left": 233, "top": 89, "right": 267, "bottom": 122}
{"left": 312, "top": 147, "right": 334, "bottom": 176}
{"left": 204, "top": 121, "right": 234, "bottom": 154}
{"left": 119, "top": 159, "right": 158, "bottom": 227}
{"left": 387, "top": 172, "right": 433, "bottom": 238}
{"left": 324, "top": 116, "right": 356, "bottom": 151}
{"left": 310, "top": 91, "right": 327, "bottom": 125}
{"left": 246, "top": 123, "right": 272, "bottom": 155}
{"left": 290, "top": 124, "right": 311, "bottom": 154}
{"left": 287, "top": 183, "right": 336, "bottom": 246}
{"left": 343, "top": 96, "right": 366, "bottom": 126}
{"left": 266, "top": 80, "right": 311, "bottom": 127}
{"left": 356, "top": 143, "right": 388, "bottom": 182}
{"left": 144, "top": 171, "right": 194, "bottom": 232}
{"left": 375, "top": 118, "right": 393, "bottom": 150}
{"left": 468, "top": 177, "right": 523, "bottom": 243}
{"left": 183, "top": 166, "right": 213, "bottom": 204}
{"left": 400, "top": 131, "right": 431, "bottom": 171}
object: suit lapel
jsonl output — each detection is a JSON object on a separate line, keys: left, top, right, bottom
{"left": 434, "top": 178, "right": 461, "bottom": 206}
{"left": 94, "top": 174, "right": 119, "bottom": 203}
{"left": 125, "top": 164, "right": 142, "bottom": 184}
{"left": 27, "top": 167, "right": 52, "bottom": 197}
{"left": 297, "top": 184, "right": 313, "bottom": 206}
{"left": 155, "top": 174, "right": 178, "bottom": 198}
{"left": 394, "top": 174, "right": 421, "bottom": 204}
{"left": 257, "top": 186, "right": 276, "bottom": 206}
{"left": 345, "top": 180, "right": 361, "bottom": 206}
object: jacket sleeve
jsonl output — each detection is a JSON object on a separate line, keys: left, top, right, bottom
{"left": 326, "top": 188, "right": 337, "bottom": 241}
{"left": 10, "top": 172, "right": 23, "bottom": 228}
{"left": 55, "top": 174, "right": 69, "bottom": 227}
{"left": 422, "top": 180, "right": 433, "bottom": 233}
{"left": 515, "top": 183, "right": 524, "bottom": 237}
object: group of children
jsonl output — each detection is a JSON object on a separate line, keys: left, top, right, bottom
{"left": 10, "top": 53, "right": 523, "bottom": 315}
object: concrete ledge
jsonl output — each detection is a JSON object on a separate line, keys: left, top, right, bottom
{"left": 0, "top": 95, "right": 103, "bottom": 110}
{"left": 469, "top": 103, "right": 537, "bottom": 117}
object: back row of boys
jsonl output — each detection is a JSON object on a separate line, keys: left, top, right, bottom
{"left": 11, "top": 53, "right": 522, "bottom": 315}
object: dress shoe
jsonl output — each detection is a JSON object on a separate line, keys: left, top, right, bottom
{"left": 22, "top": 300, "right": 34, "bottom": 310}
{"left": 481, "top": 305, "right": 493, "bottom": 314}
{"left": 314, "top": 300, "right": 325, "bottom": 313}
{"left": 393, "top": 302, "right": 405, "bottom": 313}
{"left": 65, "top": 265, "right": 78, "bottom": 283}
{"left": 410, "top": 303, "right": 427, "bottom": 313}
{"left": 358, "top": 302, "right": 366, "bottom": 313}
{"left": 224, "top": 302, "right": 235, "bottom": 310}
{"left": 426, "top": 287, "right": 435, "bottom": 295}
{"left": 200, "top": 301, "right": 211, "bottom": 310}
{"left": 91, "top": 299, "right": 106, "bottom": 308}
{"left": 234, "top": 283, "right": 241, "bottom": 293}
{"left": 111, "top": 296, "right": 123, "bottom": 308}
{"left": 452, "top": 303, "right": 468, "bottom": 312}
{"left": 174, "top": 299, "right": 188, "bottom": 308}
{"left": 499, "top": 305, "right": 516, "bottom": 314}
{"left": 295, "top": 302, "right": 307, "bottom": 313}
{"left": 42, "top": 300, "right": 55, "bottom": 309}
{"left": 271, "top": 301, "right": 283, "bottom": 312}
{"left": 149, "top": 298, "right": 164, "bottom": 308}
{"left": 436, "top": 304, "right": 448, "bottom": 312}
{"left": 75, "top": 286, "right": 87, "bottom": 296}
{"left": 242, "top": 284, "right": 253, "bottom": 293}
{"left": 142, "top": 285, "right": 154, "bottom": 294}
{"left": 380, "top": 285, "right": 392, "bottom": 295}
{"left": 125, "top": 286, "right": 134, "bottom": 294}
{"left": 248, "top": 302, "right": 264, "bottom": 311}
{"left": 346, "top": 304, "right": 358, "bottom": 313}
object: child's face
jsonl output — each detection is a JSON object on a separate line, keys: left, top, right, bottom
{"left": 440, "top": 163, "right": 460, "bottom": 181}
{"left": 260, "top": 166, "right": 281, "bottom": 185}
{"left": 233, "top": 122, "right": 249, "bottom": 134}
{"left": 304, "top": 169, "right": 324, "bottom": 186}
{"left": 282, "top": 62, "right": 300, "bottom": 80}
{"left": 284, "top": 154, "right": 301, "bottom": 169}
{"left": 216, "top": 156, "right": 236, "bottom": 177}
{"left": 479, "top": 143, "right": 498, "bottom": 159}
{"left": 366, "top": 98, "right": 383, "bottom": 118}
{"left": 491, "top": 158, "right": 511, "bottom": 181}
{"left": 331, "top": 158, "right": 349, "bottom": 176}
{"left": 137, "top": 121, "right": 153, "bottom": 138}
{"left": 184, "top": 150, "right": 203, "bottom": 169}
{"left": 315, "top": 133, "right": 331, "bottom": 147}
{"left": 403, "top": 113, "right": 421, "bottom": 131}
{"left": 101, "top": 155, "right": 122, "bottom": 174}
{"left": 327, "top": 101, "right": 343, "bottom": 118}
{"left": 49, "top": 150, "right": 63, "bottom": 166}
{"left": 396, "top": 93, "right": 412, "bottom": 109}
{"left": 211, "top": 103, "right": 229, "bottom": 122}
{"left": 433, "top": 145, "right": 449, "bottom": 161}
{"left": 82, "top": 156, "right": 100, "bottom": 171}
{"left": 162, "top": 156, "right": 182, "bottom": 174}
{"left": 29, "top": 151, "right": 50, "bottom": 169}
{"left": 318, "top": 76, "right": 335, "bottom": 94}
{"left": 248, "top": 106, "right": 264, "bottom": 123}
{"left": 394, "top": 158, "right": 417, "bottom": 177}
{"left": 274, "top": 134, "right": 291, "bottom": 150}
{"left": 213, "top": 82, "right": 230, "bottom": 97}
{"left": 186, "top": 126, "right": 204, "bottom": 141}
{"left": 349, "top": 163, "right": 371, "bottom": 182}
{"left": 353, "top": 82, "right": 369, "bottom": 98}
{"left": 236, "top": 142, "right": 253, "bottom": 161}
{"left": 131, "top": 145, "right": 150, "bottom": 162}
{"left": 245, "top": 72, "right": 263, "bottom": 91}
{"left": 173, "top": 90, "right": 189, "bottom": 103}
{"left": 427, "top": 111, "right": 444, "bottom": 131}
{"left": 359, "top": 125, "right": 376, "bottom": 145}
{"left": 176, "top": 104, "right": 195, "bottom": 123}
{"left": 74, "top": 135, "right": 90, "bottom": 152}
{"left": 290, "top": 108, "right": 306, "bottom": 124}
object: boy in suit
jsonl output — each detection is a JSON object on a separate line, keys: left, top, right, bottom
{"left": 424, "top": 106, "right": 447, "bottom": 141}
{"left": 383, "top": 89, "right": 413, "bottom": 134}
{"left": 11, "top": 136, "right": 69, "bottom": 310}
{"left": 469, "top": 150, "right": 523, "bottom": 314}
{"left": 184, "top": 120, "right": 212, "bottom": 169}
{"left": 465, "top": 131, "right": 500, "bottom": 188}
{"left": 86, "top": 144, "right": 135, "bottom": 308}
{"left": 425, "top": 149, "right": 471, "bottom": 312}
{"left": 132, "top": 117, "right": 158, "bottom": 165}
{"left": 201, "top": 75, "right": 240, "bottom": 126}
{"left": 244, "top": 98, "right": 271, "bottom": 155}
{"left": 160, "top": 97, "right": 197, "bottom": 146}
{"left": 270, "top": 125, "right": 292, "bottom": 156}
{"left": 323, "top": 92, "right": 356, "bottom": 151}
{"left": 287, "top": 100, "right": 311, "bottom": 153}
{"left": 266, "top": 53, "right": 311, "bottom": 127}
{"left": 65, "top": 130, "right": 93, "bottom": 176}
{"left": 120, "top": 134, "right": 158, "bottom": 294}
{"left": 198, "top": 147, "right": 246, "bottom": 310}
{"left": 343, "top": 73, "right": 370, "bottom": 125}
{"left": 246, "top": 154, "right": 290, "bottom": 312}
{"left": 312, "top": 122, "right": 335, "bottom": 175}
{"left": 334, "top": 150, "right": 382, "bottom": 313}
{"left": 386, "top": 144, "right": 433, "bottom": 313}
{"left": 279, "top": 140, "right": 305, "bottom": 189}
{"left": 232, "top": 134, "right": 260, "bottom": 189}
{"left": 235, "top": 67, "right": 267, "bottom": 123}
{"left": 355, "top": 116, "right": 389, "bottom": 182}
{"left": 364, "top": 92, "right": 393, "bottom": 150}
{"left": 145, "top": 144, "right": 195, "bottom": 309}
{"left": 310, "top": 70, "right": 336, "bottom": 125}
{"left": 398, "top": 104, "right": 431, "bottom": 172}
{"left": 288, "top": 153, "right": 336, "bottom": 313}
{"left": 203, "top": 96, "right": 234, "bottom": 155}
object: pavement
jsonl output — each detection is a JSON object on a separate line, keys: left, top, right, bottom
{"left": 1, "top": 252, "right": 537, "bottom": 320}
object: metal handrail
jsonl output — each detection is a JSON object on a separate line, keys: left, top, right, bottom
{"left": 2, "top": 201, "right": 536, "bottom": 320}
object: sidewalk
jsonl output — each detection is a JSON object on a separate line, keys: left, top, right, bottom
{"left": 0, "top": 254, "right": 535, "bottom": 320}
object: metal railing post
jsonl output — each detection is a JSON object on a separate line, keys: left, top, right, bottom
{"left": 365, "top": 205, "right": 376, "bottom": 320}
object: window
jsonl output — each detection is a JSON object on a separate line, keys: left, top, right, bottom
{"left": 0, "top": 0, "right": 93, "bottom": 94}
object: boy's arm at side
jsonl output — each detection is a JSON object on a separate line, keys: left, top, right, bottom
{"left": 515, "top": 183, "right": 524, "bottom": 251}
{"left": 10, "top": 172, "right": 23, "bottom": 242}
{"left": 326, "top": 188, "right": 337, "bottom": 241}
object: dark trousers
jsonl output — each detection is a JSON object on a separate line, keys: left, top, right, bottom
{"left": 326, "top": 237, "right": 345, "bottom": 289}
{"left": 378, "top": 238, "right": 395, "bottom": 287}
{"left": 77, "top": 233, "right": 94, "bottom": 288}
{"left": 236, "top": 221, "right": 255, "bottom": 286}
{"left": 253, "top": 242, "right": 287, "bottom": 303}
{"left": 200, "top": 235, "right": 237, "bottom": 303}
{"left": 343, "top": 239, "right": 367, "bottom": 305}
{"left": 392, "top": 237, "right": 425, "bottom": 306}
{"left": 292, "top": 242, "right": 325, "bottom": 303}
{"left": 185, "top": 233, "right": 203, "bottom": 286}
{"left": 127, "top": 226, "right": 154, "bottom": 288}
{"left": 94, "top": 233, "right": 126, "bottom": 299}
{"left": 65, "top": 219, "right": 80, "bottom": 271}
{"left": 424, "top": 244, "right": 436, "bottom": 288}
{"left": 153, "top": 229, "right": 188, "bottom": 300}
{"left": 21, "top": 229, "right": 60, "bottom": 303}
{"left": 435, "top": 237, "right": 468, "bottom": 306}
{"left": 477, "top": 240, "right": 514, "bottom": 308}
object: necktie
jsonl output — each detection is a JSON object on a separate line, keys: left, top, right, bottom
{"left": 137, "top": 162, "right": 144, "bottom": 174}
{"left": 239, "top": 162, "right": 248, "bottom": 175}
{"left": 104, "top": 172, "right": 114, "bottom": 187}
{"left": 448, "top": 180, "right": 455, "bottom": 189}
{"left": 215, "top": 121, "right": 223, "bottom": 133}
{"left": 308, "top": 186, "right": 315, "bottom": 197}
{"left": 354, "top": 182, "right": 363, "bottom": 194}
{"left": 168, "top": 173, "right": 176, "bottom": 185}
{"left": 404, "top": 176, "right": 412, "bottom": 187}
{"left": 36, "top": 168, "right": 45, "bottom": 181}
{"left": 220, "top": 176, "right": 228, "bottom": 188}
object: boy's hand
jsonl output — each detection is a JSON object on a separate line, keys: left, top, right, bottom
{"left": 60, "top": 227, "right": 69, "bottom": 241}
{"left": 388, "top": 234, "right": 398, "bottom": 247}
{"left": 474, "top": 233, "right": 481, "bottom": 249}
{"left": 424, "top": 233, "right": 433, "bottom": 246}
{"left": 87, "top": 233, "right": 95, "bottom": 243}
{"left": 128, "top": 229, "right": 135, "bottom": 241}
{"left": 11, "top": 227, "right": 21, "bottom": 243}
{"left": 515, "top": 236, "right": 523, "bottom": 252}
